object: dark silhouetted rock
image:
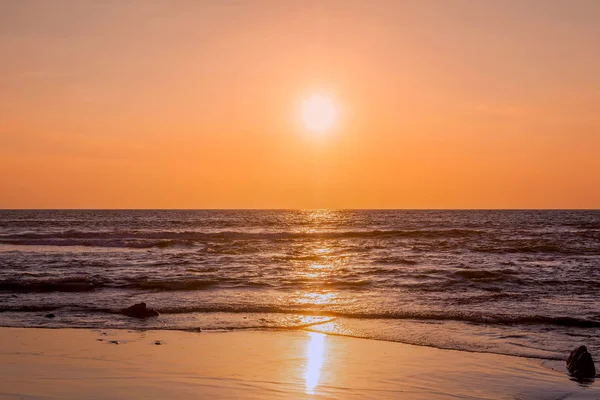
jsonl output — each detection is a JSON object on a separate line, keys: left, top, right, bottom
{"left": 122, "top": 302, "right": 159, "bottom": 318}
{"left": 567, "top": 345, "right": 596, "bottom": 379}
{"left": 45, "top": 313, "right": 55, "bottom": 319}
{"left": 154, "top": 340, "right": 162, "bottom": 345}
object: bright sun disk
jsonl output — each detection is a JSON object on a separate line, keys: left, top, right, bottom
{"left": 301, "top": 94, "right": 337, "bottom": 134}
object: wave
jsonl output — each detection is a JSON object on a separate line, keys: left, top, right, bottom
{"left": 126, "top": 279, "right": 221, "bottom": 291}
{"left": 0, "top": 238, "right": 192, "bottom": 249}
{"left": 288, "top": 279, "right": 372, "bottom": 289}
{"left": 453, "top": 268, "right": 519, "bottom": 281}
{"left": 5, "top": 271, "right": 600, "bottom": 294}
{"left": 0, "top": 278, "right": 103, "bottom": 293}
{"left": 0, "top": 277, "right": 230, "bottom": 293}
{"left": 0, "top": 276, "right": 374, "bottom": 293}
{"left": 152, "top": 308, "right": 600, "bottom": 328}
{"left": 2, "top": 229, "right": 597, "bottom": 256}
{"left": 0, "top": 228, "right": 484, "bottom": 248}
{"left": 372, "top": 256, "right": 419, "bottom": 265}
{"left": 0, "top": 305, "right": 60, "bottom": 312}
{"left": 2, "top": 303, "right": 600, "bottom": 329}
{"left": 471, "top": 242, "right": 600, "bottom": 255}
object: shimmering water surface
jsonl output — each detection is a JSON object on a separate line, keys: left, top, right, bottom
{"left": 1, "top": 210, "right": 599, "bottom": 360}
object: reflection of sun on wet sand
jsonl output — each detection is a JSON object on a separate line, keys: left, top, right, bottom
{"left": 304, "top": 332, "right": 325, "bottom": 394}
{"left": 0, "top": 327, "right": 597, "bottom": 399}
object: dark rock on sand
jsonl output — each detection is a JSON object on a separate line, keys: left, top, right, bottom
{"left": 122, "top": 302, "right": 159, "bottom": 318}
{"left": 567, "top": 345, "right": 596, "bottom": 379}
{"left": 45, "top": 313, "right": 55, "bottom": 319}
{"left": 154, "top": 340, "right": 162, "bottom": 345}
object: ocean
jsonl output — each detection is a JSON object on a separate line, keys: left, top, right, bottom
{"left": 0, "top": 210, "right": 599, "bottom": 361}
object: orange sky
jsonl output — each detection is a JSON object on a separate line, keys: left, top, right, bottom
{"left": 1, "top": 1, "right": 599, "bottom": 209}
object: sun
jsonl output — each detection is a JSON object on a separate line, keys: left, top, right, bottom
{"left": 301, "top": 94, "right": 337, "bottom": 134}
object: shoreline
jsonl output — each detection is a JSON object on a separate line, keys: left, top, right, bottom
{"left": 1, "top": 327, "right": 598, "bottom": 399}
{"left": 0, "top": 322, "right": 568, "bottom": 362}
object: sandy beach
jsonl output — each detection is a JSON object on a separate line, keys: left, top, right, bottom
{"left": 0, "top": 327, "right": 597, "bottom": 399}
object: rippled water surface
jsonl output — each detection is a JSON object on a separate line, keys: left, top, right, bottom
{"left": 1, "top": 210, "right": 599, "bottom": 360}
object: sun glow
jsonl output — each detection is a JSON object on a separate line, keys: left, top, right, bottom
{"left": 301, "top": 94, "right": 337, "bottom": 134}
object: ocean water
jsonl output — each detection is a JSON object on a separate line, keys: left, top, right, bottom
{"left": 0, "top": 210, "right": 599, "bottom": 361}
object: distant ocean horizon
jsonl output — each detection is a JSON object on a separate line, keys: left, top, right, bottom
{"left": 2, "top": 209, "right": 599, "bottom": 216}
{"left": 1, "top": 209, "right": 599, "bottom": 361}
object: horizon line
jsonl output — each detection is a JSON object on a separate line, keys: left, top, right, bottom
{"left": 1, "top": 208, "right": 599, "bottom": 211}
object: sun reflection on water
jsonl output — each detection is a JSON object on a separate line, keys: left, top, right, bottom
{"left": 296, "top": 291, "right": 337, "bottom": 305}
{"left": 304, "top": 332, "right": 326, "bottom": 394}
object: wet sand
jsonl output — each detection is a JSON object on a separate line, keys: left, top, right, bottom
{"left": 0, "top": 327, "right": 597, "bottom": 399}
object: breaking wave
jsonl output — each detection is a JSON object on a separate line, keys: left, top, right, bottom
{"left": 2, "top": 303, "right": 600, "bottom": 329}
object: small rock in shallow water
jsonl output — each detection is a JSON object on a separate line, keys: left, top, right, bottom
{"left": 567, "top": 345, "right": 596, "bottom": 379}
{"left": 121, "top": 302, "right": 159, "bottom": 318}
{"left": 108, "top": 340, "right": 120, "bottom": 345}
{"left": 44, "top": 313, "right": 55, "bottom": 319}
{"left": 154, "top": 341, "right": 162, "bottom": 345}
